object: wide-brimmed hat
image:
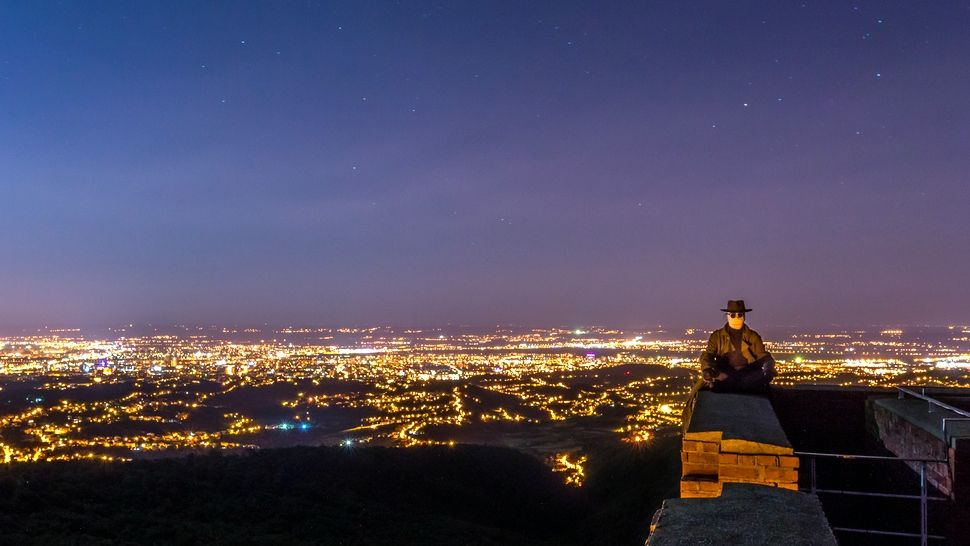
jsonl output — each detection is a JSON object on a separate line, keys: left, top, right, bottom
{"left": 720, "top": 300, "right": 753, "bottom": 313}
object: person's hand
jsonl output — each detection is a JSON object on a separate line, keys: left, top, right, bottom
{"left": 714, "top": 372, "right": 729, "bottom": 381}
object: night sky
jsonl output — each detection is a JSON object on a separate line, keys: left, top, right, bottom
{"left": 2, "top": 2, "right": 969, "bottom": 330}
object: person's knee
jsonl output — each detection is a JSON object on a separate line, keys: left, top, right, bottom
{"left": 763, "top": 360, "right": 776, "bottom": 380}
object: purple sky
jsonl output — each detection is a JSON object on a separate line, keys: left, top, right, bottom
{"left": 2, "top": 2, "right": 969, "bottom": 330}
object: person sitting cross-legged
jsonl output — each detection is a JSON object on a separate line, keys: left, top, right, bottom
{"left": 698, "top": 300, "right": 776, "bottom": 394}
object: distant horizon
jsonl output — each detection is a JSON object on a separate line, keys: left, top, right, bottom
{"left": 1, "top": 320, "right": 966, "bottom": 337}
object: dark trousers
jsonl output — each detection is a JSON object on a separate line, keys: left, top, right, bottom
{"left": 681, "top": 356, "right": 776, "bottom": 433}
{"left": 709, "top": 356, "right": 774, "bottom": 394}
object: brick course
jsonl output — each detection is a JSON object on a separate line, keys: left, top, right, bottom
{"left": 687, "top": 451, "right": 720, "bottom": 465}
{"left": 680, "top": 433, "right": 799, "bottom": 498}
{"left": 779, "top": 455, "right": 799, "bottom": 468}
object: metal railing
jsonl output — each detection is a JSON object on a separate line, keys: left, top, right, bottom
{"left": 898, "top": 386, "right": 970, "bottom": 445}
{"left": 795, "top": 450, "right": 947, "bottom": 545}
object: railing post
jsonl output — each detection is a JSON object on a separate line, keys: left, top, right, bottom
{"left": 920, "top": 461, "right": 928, "bottom": 546}
{"left": 810, "top": 457, "right": 816, "bottom": 495}
{"left": 795, "top": 450, "right": 947, "bottom": 542}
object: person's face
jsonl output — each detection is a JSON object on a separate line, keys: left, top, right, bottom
{"left": 727, "top": 312, "right": 745, "bottom": 329}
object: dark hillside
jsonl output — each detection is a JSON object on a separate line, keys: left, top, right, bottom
{"left": 0, "top": 438, "right": 681, "bottom": 545}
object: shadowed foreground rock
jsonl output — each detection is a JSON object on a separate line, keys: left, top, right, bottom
{"left": 646, "top": 482, "right": 836, "bottom": 545}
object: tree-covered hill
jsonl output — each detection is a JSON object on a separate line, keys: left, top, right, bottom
{"left": 0, "top": 436, "right": 680, "bottom": 545}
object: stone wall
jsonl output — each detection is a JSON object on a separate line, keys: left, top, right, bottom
{"left": 647, "top": 483, "right": 837, "bottom": 546}
{"left": 870, "top": 399, "right": 955, "bottom": 497}
{"left": 869, "top": 395, "right": 970, "bottom": 541}
{"left": 679, "top": 391, "right": 799, "bottom": 498}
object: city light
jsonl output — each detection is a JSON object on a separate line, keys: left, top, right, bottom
{"left": 0, "top": 325, "right": 967, "bottom": 483}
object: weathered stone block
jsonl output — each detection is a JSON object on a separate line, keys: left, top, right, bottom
{"left": 765, "top": 466, "right": 798, "bottom": 482}
{"left": 757, "top": 455, "right": 779, "bottom": 466}
{"left": 697, "top": 480, "right": 721, "bottom": 492}
{"left": 650, "top": 483, "right": 838, "bottom": 545}
{"left": 718, "top": 453, "right": 738, "bottom": 465}
{"left": 687, "top": 451, "right": 719, "bottom": 465}
{"left": 721, "top": 476, "right": 764, "bottom": 485}
{"left": 681, "top": 489, "right": 720, "bottom": 499}
{"left": 682, "top": 440, "right": 702, "bottom": 452}
{"left": 698, "top": 441, "right": 719, "bottom": 453}
{"left": 682, "top": 462, "right": 718, "bottom": 476}
{"left": 722, "top": 438, "right": 794, "bottom": 455}
{"left": 720, "top": 464, "right": 763, "bottom": 480}
{"left": 778, "top": 455, "right": 799, "bottom": 468}
{"left": 680, "top": 480, "right": 699, "bottom": 491}
{"left": 680, "top": 477, "right": 721, "bottom": 498}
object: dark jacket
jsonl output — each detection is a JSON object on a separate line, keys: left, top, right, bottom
{"left": 699, "top": 324, "right": 772, "bottom": 380}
